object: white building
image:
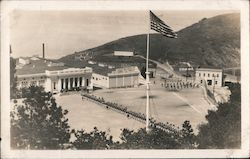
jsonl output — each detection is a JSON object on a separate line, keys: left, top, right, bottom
{"left": 114, "top": 51, "right": 134, "bottom": 57}
{"left": 91, "top": 66, "right": 141, "bottom": 89}
{"left": 17, "top": 57, "right": 30, "bottom": 65}
{"left": 195, "top": 68, "right": 223, "bottom": 87}
{"left": 178, "top": 62, "right": 194, "bottom": 71}
{"left": 16, "top": 58, "right": 92, "bottom": 93}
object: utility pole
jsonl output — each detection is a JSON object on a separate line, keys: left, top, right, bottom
{"left": 213, "top": 75, "right": 215, "bottom": 94}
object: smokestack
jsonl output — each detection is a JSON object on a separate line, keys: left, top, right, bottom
{"left": 10, "top": 45, "right": 12, "bottom": 54}
{"left": 42, "top": 43, "right": 45, "bottom": 59}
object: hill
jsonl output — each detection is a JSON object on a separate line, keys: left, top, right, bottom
{"left": 59, "top": 13, "right": 240, "bottom": 68}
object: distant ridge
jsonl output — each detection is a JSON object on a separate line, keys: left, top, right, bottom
{"left": 59, "top": 13, "right": 240, "bottom": 68}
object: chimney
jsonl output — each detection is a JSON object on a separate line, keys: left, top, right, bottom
{"left": 42, "top": 43, "right": 45, "bottom": 59}
{"left": 10, "top": 45, "right": 12, "bottom": 54}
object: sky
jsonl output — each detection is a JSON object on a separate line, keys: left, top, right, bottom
{"left": 10, "top": 10, "right": 238, "bottom": 59}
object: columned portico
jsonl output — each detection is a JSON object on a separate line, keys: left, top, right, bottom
{"left": 56, "top": 76, "right": 91, "bottom": 91}
{"left": 16, "top": 58, "right": 93, "bottom": 93}
{"left": 45, "top": 68, "right": 92, "bottom": 92}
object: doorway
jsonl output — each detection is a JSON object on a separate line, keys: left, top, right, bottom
{"left": 207, "top": 80, "right": 212, "bottom": 85}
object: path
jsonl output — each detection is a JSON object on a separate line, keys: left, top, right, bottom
{"left": 136, "top": 55, "right": 180, "bottom": 78}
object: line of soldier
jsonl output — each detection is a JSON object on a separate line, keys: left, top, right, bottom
{"left": 164, "top": 81, "right": 199, "bottom": 91}
{"left": 82, "top": 93, "right": 180, "bottom": 133}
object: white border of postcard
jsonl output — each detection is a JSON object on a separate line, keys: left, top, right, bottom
{"left": 1, "top": 0, "right": 249, "bottom": 158}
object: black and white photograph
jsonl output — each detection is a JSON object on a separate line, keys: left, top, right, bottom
{"left": 1, "top": 0, "right": 249, "bottom": 158}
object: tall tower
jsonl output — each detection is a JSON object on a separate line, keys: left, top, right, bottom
{"left": 42, "top": 43, "right": 45, "bottom": 59}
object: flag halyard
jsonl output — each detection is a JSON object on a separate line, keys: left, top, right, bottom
{"left": 150, "top": 11, "right": 177, "bottom": 38}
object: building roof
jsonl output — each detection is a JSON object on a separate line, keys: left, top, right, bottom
{"left": 108, "top": 66, "right": 140, "bottom": 77}
{"left": 90, "top": 64, "right": 115, "bottom": 76}
{"left": 178, "top": 63, "right": 190, "bottom": 68}
{"left": 16, "top": 58, "right": 70, "bottom": 75}
{"left": 196, "top": 68, "right": 222, "bottom": 72}
{"left": 16, "top": 56, "right": 141, "bottom": 78}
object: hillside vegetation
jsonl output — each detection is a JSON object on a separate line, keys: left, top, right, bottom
{"left": 60, "top": 13, "right": 240, "bottom": 68}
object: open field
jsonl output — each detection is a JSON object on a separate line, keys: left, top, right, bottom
{"left": 55, "top": 94, "right": 144, "bottom": 141}
{"left": 55, "top": 83, "right": 214, "bottom": 141}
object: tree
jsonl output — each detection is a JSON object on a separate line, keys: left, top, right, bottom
{"left": 118, "top": 122, "right": 196, "bottom": 149}
{"left": 10, "top": 57, "right": 17, "bottom": 99}
{"left": 179, "top": 120, "right": 197, "bottom": 148}
{"left": 197, "top": 83, "right": 241, "bottom": 148}
{"left": 120, "top": 128, "right": 181, "bottom": 149}
{"left": 11, "top": 86, "right": 71, "bottom": 149}
{"left": 72, "top": 127, "right": 114, "bottom": 149}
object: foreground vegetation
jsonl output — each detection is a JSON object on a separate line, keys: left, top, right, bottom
{"left": 197, "top": 83, "right": 241, "bottom": 148}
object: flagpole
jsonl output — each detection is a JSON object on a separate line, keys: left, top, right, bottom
{"left": 146, "top": 11, "right": 150, "bottom": 132}
{"left": 145, "top": 10, "right": 177, "bottom": 132}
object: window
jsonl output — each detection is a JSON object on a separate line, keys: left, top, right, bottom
{"left": 54, "top": 82, "right": 56, "bottom": 90}
{"left": 92, "top": 77, "right": 94, "bottom": 79}
{"left": 203, "top": 73, "right": 205, "bottom": 77}
{"left": 22, "top": 81, "right": 28, "bottom": 87}
{"left": 215, "top": 81, "right": 218, "bottom": 85}
{"left": 39, "top": 80, "right": 45, "bottom": 86}
{"left": 199, "top": 73, "right": 201, "bottom": 77}
{"left": 200, "top": 80, "right": 203, "bottom": 84}
{"left": 208, "top": 73, "right": 210, "bottom": 77}
{"left": 31, "top": 81, "right": 37, "bottom": 86}
{"left": 217, "top": 74, "right": 219, "bottom": 77}
{"left": 86, "top": 79, "right": 89, "bottom": 86}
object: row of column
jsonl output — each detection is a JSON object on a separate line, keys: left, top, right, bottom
{"left": 59, "top": 77, "right": 87, "bottom": 90}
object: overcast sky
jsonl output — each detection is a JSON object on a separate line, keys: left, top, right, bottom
{"left": 10, "top": 10, "right": 238, "bottom": 59}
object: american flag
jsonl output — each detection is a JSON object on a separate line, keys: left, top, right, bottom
{"left": 150, "top": 11, "right": 177, "bottom": 38}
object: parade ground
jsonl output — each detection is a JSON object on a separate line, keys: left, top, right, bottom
{"left": 92, "top": 83, "right": 215, "bottom": 130}
{"left": 55, "top": 77, "right": 215, "bottom": 141}
{"left": 55, "top": 94, "right": 144, "bottom": 141}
